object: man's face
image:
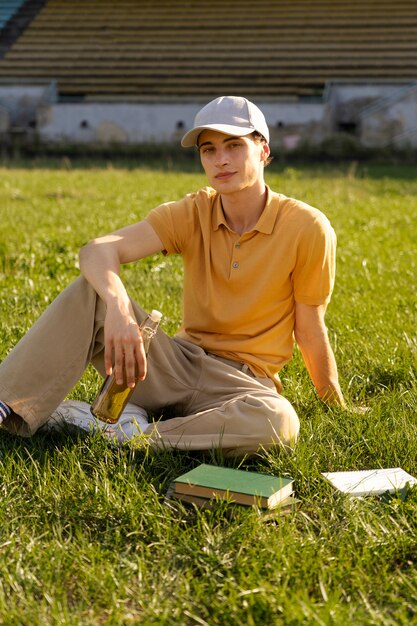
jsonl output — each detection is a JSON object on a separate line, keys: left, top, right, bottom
{"left": 197, "top": 130, "right": 269, "bottom": 194}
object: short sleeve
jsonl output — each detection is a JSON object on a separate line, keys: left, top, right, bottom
{"left": 145, "top": 193, "right": 197, "bottom": 255}
{"left": 292, "top": 214, "right": 337, "bottom": 305}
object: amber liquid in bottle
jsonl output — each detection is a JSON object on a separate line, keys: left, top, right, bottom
{"left": 90, "top": 309, "right": 162, "bottom": 423}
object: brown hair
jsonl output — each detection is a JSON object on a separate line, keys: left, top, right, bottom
{"left": 251, "top": 131, "right": 273, "bottom": 166}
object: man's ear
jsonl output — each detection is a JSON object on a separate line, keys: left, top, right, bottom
{"left": 261, "top": 142, "right": 270, "bottom": 164}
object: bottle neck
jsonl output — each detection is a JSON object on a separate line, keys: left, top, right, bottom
{"left": 140, "top": 317, "right": 160, "bottom": 353}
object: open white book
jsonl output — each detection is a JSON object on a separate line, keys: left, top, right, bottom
{"left": 322, "top": 468, "right": 417, "bottom": 497}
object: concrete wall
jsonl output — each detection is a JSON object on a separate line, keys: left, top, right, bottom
{"left": 1, "top": 81, "right": 416, "bottom": 150}
{"left": 326, "top": 82, "right": 405, "bottom": 130}
{"left": 36, "top": 100, "right": 328, "bottom": 149}
{"left": 0, "top": 82, "right": 57, "bottom": 126}
{"left": 359, "top": 83, "right": 417, "bottom": 148}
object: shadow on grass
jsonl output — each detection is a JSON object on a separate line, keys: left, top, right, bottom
{"left": 364, "top": 363, "right": 416, "bottom": 395}
{"left": 0, "top": 425, "right": 254, "bottom": 483}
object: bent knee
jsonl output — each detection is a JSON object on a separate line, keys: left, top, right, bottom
{"left": 246, "top": 393, "right": 300, "bottom": 450}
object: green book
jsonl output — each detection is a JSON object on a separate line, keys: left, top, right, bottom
{"left": 170, "top": 491, "right": 300, "bottom": 515}
{"left": 173, "top": 464, "right": 294, "bottom": 509}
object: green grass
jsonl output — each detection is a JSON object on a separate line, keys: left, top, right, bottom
{"left": 0, "top": 161, "right": 416, "bottom": 625}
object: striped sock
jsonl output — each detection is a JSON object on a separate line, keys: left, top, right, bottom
{"left": 0, "top": 400, "right": 12, "bottom": 424}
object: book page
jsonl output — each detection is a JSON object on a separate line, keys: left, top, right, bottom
{"left": 322, "top": 468, "right": 417, "bottom": 496}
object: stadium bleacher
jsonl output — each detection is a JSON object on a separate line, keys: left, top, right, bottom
{"left": 0, "top": 0, "right": 417, "bottom": 101}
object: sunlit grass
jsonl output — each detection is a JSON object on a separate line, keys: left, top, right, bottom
{"left": 0, "top": 161, "right": 416, "bottom": 624}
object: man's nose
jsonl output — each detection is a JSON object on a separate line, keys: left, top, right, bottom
{"left": 215, "top": 150, "right": 229, "bottom": 166}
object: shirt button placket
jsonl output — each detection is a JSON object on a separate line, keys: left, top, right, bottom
{"left": 232, "top": 241, "right": 241, "bottom": 271}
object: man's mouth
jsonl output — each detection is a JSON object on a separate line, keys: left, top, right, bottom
{"left": 215, "top": 171, "right": 236, "bottom": 180}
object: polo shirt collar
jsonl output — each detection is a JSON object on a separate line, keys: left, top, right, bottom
{"left": 212, "top": 186, "right": 279, "bottom": 234}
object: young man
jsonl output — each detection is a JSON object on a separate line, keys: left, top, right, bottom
{"left": 0, "top": 96, "right": 345, "bottom": 455}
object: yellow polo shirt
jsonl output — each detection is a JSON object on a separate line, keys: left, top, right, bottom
{"left": 146, "top": 186, "right": 336, "bottom": 391}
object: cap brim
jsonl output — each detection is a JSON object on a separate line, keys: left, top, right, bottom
{"left": 181, "top": 123, "right": 255, "bottom": 147}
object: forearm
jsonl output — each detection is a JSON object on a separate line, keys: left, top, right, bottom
{"left": 297, "top": 334, "right": 345, "bottom": 406}
{"left": 79, "top": 236, "right": 131, "bottom": 307}
{"left": 294, "top": 302, "right": 345, "bottom": 407}
{"left": 79, "top": 220, "right": 164, "bottom": 304}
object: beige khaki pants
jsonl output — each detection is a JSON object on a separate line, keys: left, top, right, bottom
{"left": 0, "top": 277, "right": 299, "bottom": 455}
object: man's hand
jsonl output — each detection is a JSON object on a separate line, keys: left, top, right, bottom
{"left": 104, "top": 298, "right": 147, "bottom": 387}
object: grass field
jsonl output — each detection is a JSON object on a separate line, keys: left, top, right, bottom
{"left": 0, "top": 160, "right": 416, "bottom": 625}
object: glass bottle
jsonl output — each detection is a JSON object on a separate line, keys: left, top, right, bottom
{"left": 90, "top": 309, "right": 162, "bottom": 423}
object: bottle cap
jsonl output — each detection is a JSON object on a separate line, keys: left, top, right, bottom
{"left": 149, "top": 309, "right": 162, "bottom": 322}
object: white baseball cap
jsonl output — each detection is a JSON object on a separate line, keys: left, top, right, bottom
{"left": 181, "top": 96, "right": 270, "bottom": 147}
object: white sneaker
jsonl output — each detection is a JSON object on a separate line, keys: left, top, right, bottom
{"left": 107, "top": 403, "right": 150, "bottom": 444}
{"left": 42, "top": 400, "right": 149, "bottom": 445}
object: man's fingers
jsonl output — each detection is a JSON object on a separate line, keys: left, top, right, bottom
{"left": 113, "top": 344, "right": 125, "bottom": 385}
{"left": 124, "top": 345, "right": 138, "bottom": 388}
{"left": 104, "top": 339, "right": 114, "bottom": 376}
{"left": 104, "top": 321, "right": 147, "bottom": 385}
